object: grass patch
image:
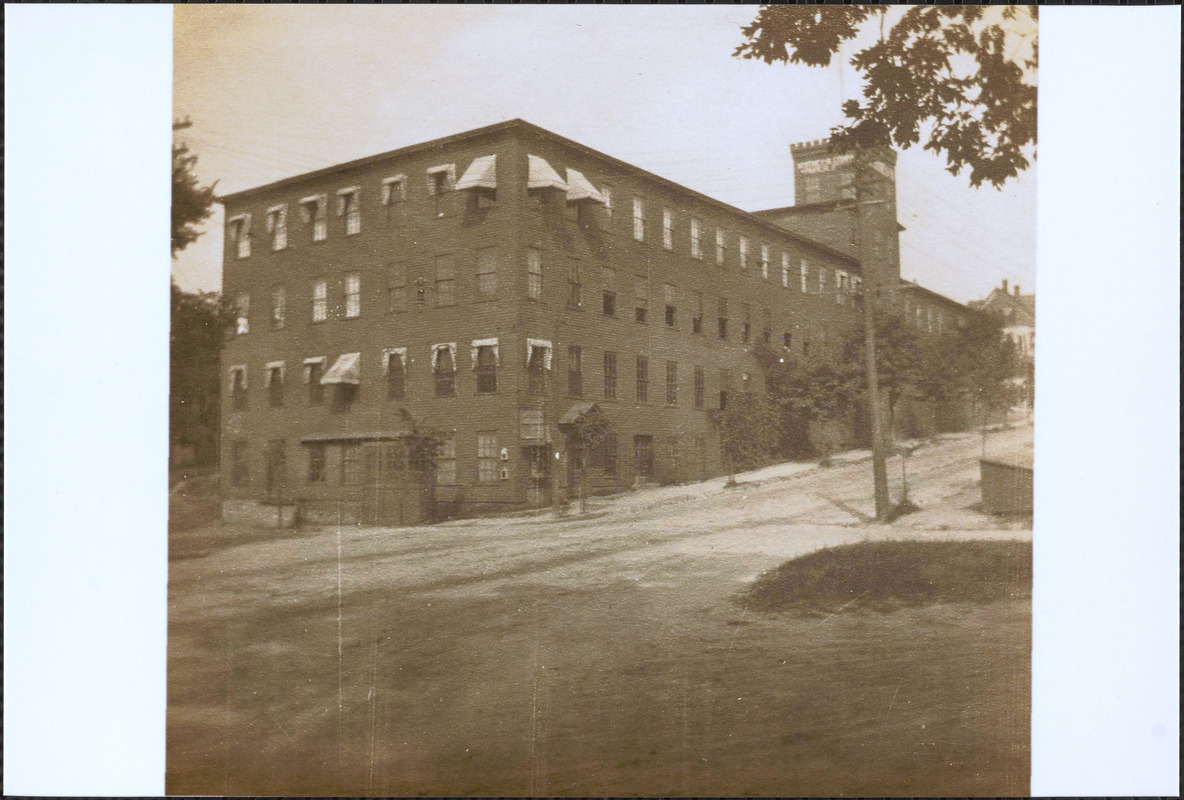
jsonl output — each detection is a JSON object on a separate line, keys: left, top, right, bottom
{"left": 742, "top": 539, "right": 1032, "bottom": 614}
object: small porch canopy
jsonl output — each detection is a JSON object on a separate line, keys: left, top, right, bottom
{"left": 527, "top": 155, "right": 567, "bottom": 191}
{"left": 455, "top": 155, "right": 498, "bottom": 191}
{"left": 556, "top": 401, "right": 602, "bottom": 427}
{"left": 565, "top": 168, "right": 607, "bottom": 205}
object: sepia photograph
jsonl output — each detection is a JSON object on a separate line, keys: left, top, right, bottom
{"left": 167, "top": 7, "right": 1036, "bottom": 795}
{"left": 3, "top": 4, "right": 1178, "bottom": 798}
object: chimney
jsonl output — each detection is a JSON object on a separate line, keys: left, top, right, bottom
{"left": 1014, "top": 284, "right": 1021, "bottom": 296}
{"left": 1001, "top": 279, "right": 1008, "bottom": 293}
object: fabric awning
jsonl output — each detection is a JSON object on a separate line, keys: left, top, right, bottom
{"left": 527, "top": 155, "right": 567, "bottom": 191}
{"left": 557, "top": 402, "right": 600, "bottom": 427}
{"left": 455, "top": 155, "right": 498, "bottom": 191}
{"left": 565, "top": 168, "right": 606, "bottom": 205}
{"left": 320, "top": 352, "right": 360, "bottom": 385}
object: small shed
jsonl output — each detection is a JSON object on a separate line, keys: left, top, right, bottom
{"left": 980, "top": 449, "right": 1034, "bottom": 515}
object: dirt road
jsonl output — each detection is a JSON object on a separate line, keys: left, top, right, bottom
{"left": 168, "top": 425, "right": 1032, "bottom": 795}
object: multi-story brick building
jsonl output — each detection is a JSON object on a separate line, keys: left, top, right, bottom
{"left": 218, "top": 119, "right": 869, "bottom": 522}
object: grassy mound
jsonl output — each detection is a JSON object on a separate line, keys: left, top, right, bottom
{"left": 742, "top": 539, "right": 1032, "bottom": 615}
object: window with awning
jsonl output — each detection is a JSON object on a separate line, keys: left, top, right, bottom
{"left": 564, "top": 168, "right": 606, "bottom": 205}
{"left": 527, "top": 155, "right": 567, "bottom": 191}
{"left": 455, "top": 155, "right": 498, "bottom": 192}
{"left": 321, "top": 352, "right": 361, "bottom": 385}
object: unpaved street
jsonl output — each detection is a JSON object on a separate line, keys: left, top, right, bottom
{"left": 168, "top": 426, "right": 1032, "bottom": 796}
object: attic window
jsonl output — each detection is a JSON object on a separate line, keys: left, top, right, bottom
{"left": 381, "top": 175, "right": 407, "bottom": 205}
{"left": 426, "top": 164, "right": 455, "bottom": 217}
{"left": 336, "top": 187, "right": 361, "bottom": 235}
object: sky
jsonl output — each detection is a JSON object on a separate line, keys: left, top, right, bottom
{"left": 172, "top": 5, "right": 1037, "bottom": 304}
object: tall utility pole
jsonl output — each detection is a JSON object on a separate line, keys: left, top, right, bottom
{"left": 853, "top": 146, "right": 891, "bottom": 520}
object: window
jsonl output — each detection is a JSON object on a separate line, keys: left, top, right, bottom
{"left": 781, "top": 253, "right": 791, "bottom": 288}
{"left": 663, "top": 284, "right": 676, "bottom": 327}
{"left": 527, "top": 341, "right": 550, "bottom": 396}
{"left": 741, "top": 303, "right": 752, "bottom": 343}
{"left": 382, "top": 442, "right": 406, "bottom": 478}
{"left": 634, "top": 278, "right": 648, "bottom": 323}
{"left": 603, "top": 351, "right": 618, "bottom": 399}
{"left": 304, "top": 358, "right": 325, "bottom": 405}
{"left": 692, "top": 291, "right": 703, "bottom": 335}
{"left": 266, "top": 362, "right": 285, "bottom": 407}
{"left": 267, "top": 205, "right": 288, "bottom": 251}
{"left": 233, "top": 292, "right": 249, "bottom": 335}
{"left": 602, "top": 268, "right": 616, "bottom": 316}
{"left": 632, "top": 196, "right": 645, "bottom": 241}
{"left": 381, "top": 175, "right": 406, "bottom": 224}
{"left": 762, "top": 308, "right": 772, "bottom": 344}
{"left": 340, "top": 443, "right": 361, "bottom": 485}
{"left": 719, "top": 369, "right": 731, "bottom": 410}
{"left": 666, "top": 360, "right": 678, "bottom": 405}
{"left": 436, "top": 436, "right": 457, "bottom": 485}
{"left": 312, "top": 279, "right": 328, "bottom": 322}
{"left": 387, "top": 264, "right": 406, "bottom": 313}
{"left": 344, "top": 273, "right": 361, "bottom": 318}
{"left": 602, "top": 186, "right": 613, "bottom": 218}
{"left": 599, "top": 433, "right": 618, "bottom": 477}
{"left": 783, "top": 332, "right": 792, "bottom": 349}
{"left": 337, "top": 187, "right": 361, "bottom": 235}
{"left": 634, "top": 435, "right": 654, "bottom": 480}
{"left": 526, "top": 248, "right": 542, "bottom": 301}
{"left": 818, "top": 265, "right": 828, "bottom": 295}
{"left": 427, "top": 164, "right": 455, "bottom": 217}
{"left": 270, "top": 286, "right": 286, "bottom": 330}
{"left": 474, "top": 341, "right": 498, "bottom": 394}
{"left": 715, "top": 228, "right": 726, "bottom": 266}
{"left": 435, "top": 255, "right": 456, "bottom": 307}
{"left": 476, "top": 249, "right": 498, "bottom": 299}
{"left": 567, "top": 259, "right": 582, "bottom": 308}
{"left": 230, "top": 365, "right": 248, "bottom": 410}
{"left": 760, "top": 244, "right": 770, "bottom": 279}
{"left": 693, "top": 365, "right": 705, "bottom": 409}
{"left": 800, "top": 259, "right": 809, "bottom": 293}
{"left": 690, "top": 218, "right": 702, "bottom": 260}
{"left": 433, "top": 344, "right": 456, "bottom": 397}
{"left": 477, "top": 433, "right": 499, "bottom": 483}
{"left": 717, "top": 297, "right": 728, "bottom": 339}
{"left": 307, "top": 443, "right": 325, "bottom": 483}
{"left": 231, "top": 440, "right": 249, "bottom": 486}
{"left": 739, "top": 236, "right": 749, "bottom": 270}
{"left": 300, "top": 195, "right": 328, "bottom": 242}
{"left": 567, "top": 345, "right": 583, "bottom": 398}
{"left": 635, "top": 355, "right": 648, "bottom": 402}
{"left": 662, "top": 208, "right": 673, "bottom": 250}
{"left": 520, "top": 410, "right": 544, "bottom": 441}
{"left": 384, "top": 349, "right": 406, "bottom": 400}
{"left": 228, "top": 214, "right": 251, "bottom": 259}
{"left": 835, "top": 270, "right": 850, "bottom": 305}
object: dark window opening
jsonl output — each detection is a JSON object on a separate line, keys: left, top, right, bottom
{"left": 602, "top": 291, "right": 616, "bottom": 316}
{"left": 307, "top": 443, "right": 325, "bottom": 483}
{"left": 634, "top": 435, "right": 654, "bottom": 479}
{"left": 603, "top": 351, "right": 618, "bottom": 400}
{"left": 528, "top": 346, "right": 548, "bottom": 396}
{"left": 434, "top": 348, "right": 456, "bottom": 397}
{"left": 268, "top": 368, "right": 284, "bottom": 408}
{"left": 475, "top": 346, "right": 497, "bottom": 394}
{"left": 635, "top": 356, "right": 648, "bottom": 403}
{"left": 387, "top": 353, "right": 405, "bottom": 400}
{"left": 567, "top": 346, "right": 583, "bottom": 398}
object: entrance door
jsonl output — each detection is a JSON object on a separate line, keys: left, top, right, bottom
{"left": 359, "top": 442, "right": 411, "bottom": 526}
{"left": 265, "top": 439, "right": 286, "bottom": 504}
{"left": 521, "top": 445, "right": 552, "bottom": 507}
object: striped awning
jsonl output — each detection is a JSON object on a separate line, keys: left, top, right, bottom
{"left": 320, "top": 352, "right": 360, "bottom": 385}
{"left": 565, "top": 168, "right": 606, "bottom": 205}
{"left": 527, "top": 155, "right": 567, "bottom": 191}
{"left": 455, "top": 155, "right": 498, "bottom": 191}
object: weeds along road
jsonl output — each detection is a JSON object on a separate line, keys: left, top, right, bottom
{"left": 168, "top": 425, "right": 1033, "bottom": 796}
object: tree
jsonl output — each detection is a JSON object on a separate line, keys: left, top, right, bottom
{"left": 711, "top": 388, "right": 780, "bottom": 485}
{"left": 753, "top": 343, "right": 857, "bottom": 462}
{"left": 170, "top": 281, "right": 235, "bottom": 468}
{"left": 841, "top": 314, "right": 927, "bottom": 437}
{"left": 563, "top": 406, "right": 613, "bottom": 513}
{"left": 172, "top": 119, "right": 218, "bottom": 257}
{"left": 399, "top": 409, "right": 450, "bottom": 520}
{"left": 735, "top": 6, "right": 1037, "bottom": 188}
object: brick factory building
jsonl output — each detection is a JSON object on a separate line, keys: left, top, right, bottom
{"left": 217, "top": 119, "right": 968, "bottom": 523}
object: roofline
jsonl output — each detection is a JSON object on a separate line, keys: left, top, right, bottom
{"left": 216, "top": 118, "right": 524, "bottom": 204}
{"left": 217, "top": 118, "right": 860, "bottom": 268}
{"left": 897, "top": 280, "right": 972, "bottom": 311}
{"left": 754, "top": 202, "right": 905, "bottom": 231}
